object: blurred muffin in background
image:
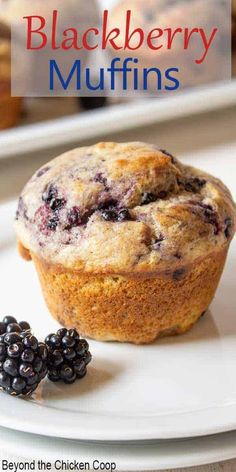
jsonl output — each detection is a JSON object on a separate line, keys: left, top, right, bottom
{"left": 109, "top": 0, "right": 229, "bottom": 92}
{"left": 0, "top": 17, "right": 22, "bottom": 130}
{"left": 1, "top": 0, "right": 100, "bottom": 97}
{"left": 232, "top": 0, "right": 236, "bottom": 49}
{"left": 233, "top": 0, "right": 236, "bottom": 17}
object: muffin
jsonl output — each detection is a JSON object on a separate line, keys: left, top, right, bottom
{"left": 0, "top": 0, "right": 100, "bottom": 96}
{"left": 233, "top": 0, "right": 236, "bottom": 48}
{"left": 0, "top": 36, "right": 22, "bottom": 129}
{"left": 233, "top": 0, "right": 236, "bottom": 17}
{"left": 15, "top": 142, "right": 235, "bottom": 344}
{"left": 108, "top": 0, "right": 228, "bottom": 91}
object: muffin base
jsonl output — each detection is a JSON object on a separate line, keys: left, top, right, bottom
{"left": 19, "top": 243, "right": 228, "bottom": 344}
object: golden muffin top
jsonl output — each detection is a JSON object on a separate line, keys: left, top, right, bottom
{"left": 15, "top": 142, "right": 235, "bottom": 273}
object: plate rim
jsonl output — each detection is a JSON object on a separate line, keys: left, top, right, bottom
{"left": 2, "top": 393, "right": 236, "bottom": 442}
{"left": 1, "top": 426, "right": 236, "bottom": 471}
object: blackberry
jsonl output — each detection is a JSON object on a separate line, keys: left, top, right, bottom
{"left": 0, "top": 331, "right": 48, "bottom": 396}
{"left": 45, "top": 328, "right": 92, "bottom": 384}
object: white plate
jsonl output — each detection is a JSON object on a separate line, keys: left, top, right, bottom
{"left": 0, "top": 144, "right": 236, "bottom": 442}
{"left": 2, "top": 430, "right": 236, "bottom": 472}
{"left": 1, "top": 427, "right": 236, "bottom": 471}
{"left": 0, "top": 81, "right": 236, "bottom": 160}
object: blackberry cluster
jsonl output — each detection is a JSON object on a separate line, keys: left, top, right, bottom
{"left": 45, "top": 328, "right": 92, "bottom": 384}
{"left": 0, "top": 317, "right": 48, "bottom": 396}
{"left": 0, "top": 317, "right": 92, "bottom": 396}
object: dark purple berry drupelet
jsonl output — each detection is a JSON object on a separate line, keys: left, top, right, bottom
{"left": 45, "top": 328, "right": 92, "bottom": 384}
{"left": 0, "top": 316, "right": 31, "bottom": 337}
{"left": 0, "top": 319, "right": 48, "bottom": 396}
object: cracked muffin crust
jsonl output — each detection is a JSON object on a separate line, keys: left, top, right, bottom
{"left": 15, "top": 142, "right": 236, "bottom": 343}
{"left": 15, "top": 142, "right": 235, "bottom": 273}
